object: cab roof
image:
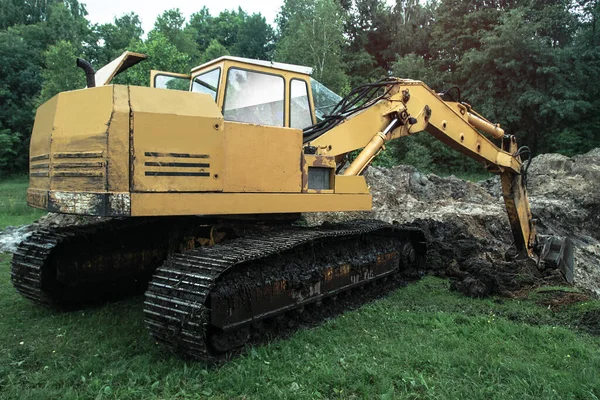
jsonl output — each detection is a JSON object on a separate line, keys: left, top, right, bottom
{"left": 190, "top": 56, "right": 314, "bottom": 76}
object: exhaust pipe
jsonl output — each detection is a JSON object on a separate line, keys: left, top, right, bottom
{"left": 76, "top": 58, "right": 96, "bottom": 88}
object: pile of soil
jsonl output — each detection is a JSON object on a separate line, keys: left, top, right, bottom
{"left": 306, "top": 149, "right": 600, "bottom": 298}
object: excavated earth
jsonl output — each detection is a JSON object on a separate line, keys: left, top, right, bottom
{"left": 306, "top": 149, "right": 600, "bottom": 298}
{"left": 1, "top": 150, "right": 599, "bottom": 299}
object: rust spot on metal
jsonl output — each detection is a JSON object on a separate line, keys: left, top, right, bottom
{"left": 27, "top": 189, "right": 48, "bottom": 209}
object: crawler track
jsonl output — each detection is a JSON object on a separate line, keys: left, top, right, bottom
{"left": 144, "top": 220, "right": 426, "bottom": 361}
{"left": 10, "top": 218, "right": 207, "bottom": 307}
{"left": 11, "top": 228, "right": 73, "bottom": 306}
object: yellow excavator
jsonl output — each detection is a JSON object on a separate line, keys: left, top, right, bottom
{"left": 12, "top": 51, "right": 573, "bottom": 361}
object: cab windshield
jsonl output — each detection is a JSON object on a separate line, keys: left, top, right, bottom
{"left": 310, "top": 78, "right": 342, "bottom": 122}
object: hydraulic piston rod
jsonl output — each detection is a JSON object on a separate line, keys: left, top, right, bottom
{"left": 343, "top": 118, "right": 400, "bottom": 176}
{"left": 467, "top": 112, "right": 504, "bottom": 139}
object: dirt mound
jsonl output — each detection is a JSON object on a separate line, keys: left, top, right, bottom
{"left": 307, "top": 149, "right": 600, "bottom": 297}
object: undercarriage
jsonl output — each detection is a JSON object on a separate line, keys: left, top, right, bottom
{"left": 11, "top": 218, "right": 426, "bottom": 361}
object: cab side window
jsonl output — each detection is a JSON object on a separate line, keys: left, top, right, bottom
{"left": 290, "top": 79, "right": 312, "bottom": 129}
{"left": 154, "top": 75, "right": 190, "bottom": 91}
{"left": 223, "top": 68, "right": 284, "bottom": 127}
{"left": 192, "top": 68, "right": 221, "bottom": 101}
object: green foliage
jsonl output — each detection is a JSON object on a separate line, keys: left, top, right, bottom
{"left": 38, "top": 40, "right": 86, "bottom": 104}
{"left": 152, "top": 9, "right": 199, "bottom": 60}
{"left": 391, "top": 53, "right": 446, "bottom": 90}
{"left": 232, "top": 13, "right": 274, "bottom": 60}
{"left": 187, "top": 7, "right": 274, "bottom": 60}
{"left": 94, "top": 13, "right": 143, "bottom": 64}
{"left": 0, "top": 265, "right": 599, "bottom": 399}
{"left": 200, "top": 39, "right": 229, "bottom": 63}
{"left": 116, "top": 32, "right": 191, "bottom": 87}
{"left": 0, "top": 30, "right": 42, "bottom": 173}
{"left": 276, "top": 0, "right": 349, "bottom": 93}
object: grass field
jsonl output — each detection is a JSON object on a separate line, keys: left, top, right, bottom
{"left": 1, "top": 178, "right": 600, "bottom": 399}
{"left": 0, "top": 175, "right": 45, "bottom": 230}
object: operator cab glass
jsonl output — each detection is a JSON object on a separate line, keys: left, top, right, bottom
{"left": 154, "top": 74, "right": 189, "bottom": 91}
{"left": 192, "top": 68, "right": 221, "bottom": 101}
{"left": 310, "top": 78, "right": 342, "bottom": 122}
{"left": 223, "top": 69, "right": 285, "bottom": 126}
{"left": 153, "top": 56, "right": 344, "bottom": 130}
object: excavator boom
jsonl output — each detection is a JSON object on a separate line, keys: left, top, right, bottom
{"left": 309, "top": 78, "right": 573, "bottom": 278}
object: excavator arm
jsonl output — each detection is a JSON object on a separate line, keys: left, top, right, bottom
{"left": 308, "top": 78, "right": 574, "bottom": 282}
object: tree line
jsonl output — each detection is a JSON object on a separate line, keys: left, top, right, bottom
{"left": 1, "top": 0, "right": 598, "bottom": 175}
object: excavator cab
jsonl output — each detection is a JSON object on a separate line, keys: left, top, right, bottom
{"left": 150, "top": 56, "right": 342, "bottom": 129}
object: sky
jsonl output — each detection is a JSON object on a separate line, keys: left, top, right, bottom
{"left": 83, "top": 0, "right": 290, "bottom": 33}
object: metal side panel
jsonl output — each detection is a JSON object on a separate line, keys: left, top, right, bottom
{"left": 129, "top": 86, "right": 224, "bottom": 192}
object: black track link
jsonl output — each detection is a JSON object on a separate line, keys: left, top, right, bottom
{"left": 144, "top": 220, "right": 425, "bottom": 361}
{"left": 10, "top": 218, "right": 182, "bottom": 308}
{"left": 11, "top": 228, "right": 73, "bottom": 306}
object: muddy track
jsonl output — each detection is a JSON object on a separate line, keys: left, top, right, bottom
{"left": 144, "top": 220, "right": 426, "bottom": 361}
{"left": 10, "top": 217, "right": 205, "bottom": 308}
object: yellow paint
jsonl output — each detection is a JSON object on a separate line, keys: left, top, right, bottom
{"left": 335, "top": 176, "right": 369, "bottom": 194}
{"left": 131, "top": 193, "right": 372, "bottom": 216}
{"left": 107, "top": 85, "right": 130, "bottom": 192}
{"left": 223, "top": 122, "right": 302, "bottom": 192}
{"left": 50, "top": 86, "right": 113, "bottom": 192}
{"left": 29, "top": 95, "right": 57, "bottom": 190}
{"left": 129, "top": 86, "right": 224, "bottom": 192}
{"left": 26, "top": 55, "right": 535, "bottom": 261}
{"left": 310, "top": 102, "right": 393, "bottom": 156}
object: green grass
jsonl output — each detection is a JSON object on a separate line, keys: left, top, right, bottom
{"left": 1, "top": 176, "right": 599, "bottom": 399}
{"left": 1, "top": 252, "right": 599, "bottom": 399}
{"left": 0, "top": 175, "right": 46, "bottom": 230}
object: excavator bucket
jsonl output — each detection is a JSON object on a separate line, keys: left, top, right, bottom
{"left": 539, "top": 236, "right": 575, "bottom": 284}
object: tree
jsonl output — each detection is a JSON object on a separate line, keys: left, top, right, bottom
{"left": 152, "top": 9, "right": 199, "bottom": 61}
{"left": 201, "top": 39, "right": 229, "bottom": 63}
{"left": 458, "top": 5, "right": 584, "bottom": 154}
{"left": 0, "top": 30, "right": 42, "bottom": 173}
{"left": 95, "top": 13, "right": 143, "bottom": 64}
{"left": 38, "top": 40, "right": 86, "bottom": 104}
{"left": 115, "top": 31, "right": 191, "bottom": 87}
{"left": 187, "top": 8, "right": 273, "bottom": 59}
{"left": 391, "top": 53, "right": 444, "bottom": 89}
{"left": 232, "top": 13, "right": 274, "bottom": 59}
{"left": 430, "top": 0, "right": 514, "bottom": 74}
{"left": 0, "top": 0, "right": 58, "bottom": 29}
{"left": 276, "top": 0, "right": 349, "bottom": 93}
